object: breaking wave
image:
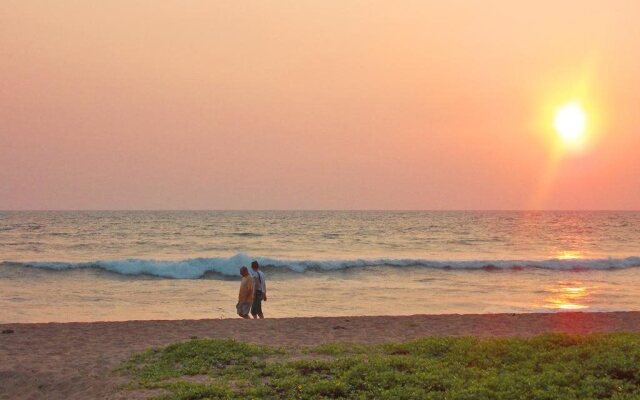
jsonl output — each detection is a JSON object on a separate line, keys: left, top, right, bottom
{"left": 2, "top": 253, "right": 640, "bottom": 279}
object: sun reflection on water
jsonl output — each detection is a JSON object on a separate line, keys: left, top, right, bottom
{"left": 556, "top": 251, "right": 583, "bottom": 260}
{"left": 544, "top": 282, "right": 590, "bottom": 310}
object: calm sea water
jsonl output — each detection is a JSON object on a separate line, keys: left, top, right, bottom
{"left": 1, "top": 211, "right": 640, "bottom": 322}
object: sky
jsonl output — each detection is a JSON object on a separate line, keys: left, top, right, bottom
{"left": 1, "top": 1, "right": 639, "bottom": 210}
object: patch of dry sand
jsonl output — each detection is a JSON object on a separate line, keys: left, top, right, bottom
{"left": 2, "top": 312, "right": 640, "bottom": 399}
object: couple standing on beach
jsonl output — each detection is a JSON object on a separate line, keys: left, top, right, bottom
{"left": 237, "top": 261, "right": 267, "bottom": 319}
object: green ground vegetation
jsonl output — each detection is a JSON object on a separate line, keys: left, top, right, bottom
{"left": 120, "top": 333, "right": 640, "bottom": 399}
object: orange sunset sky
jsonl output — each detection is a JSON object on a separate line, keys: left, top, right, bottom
{"left": 1, "top": 1, "right": 639, "bottom": 210}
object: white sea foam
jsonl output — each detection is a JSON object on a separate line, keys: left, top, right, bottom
{"left": 4, "top": 253, "right": 640, "bottom": 279}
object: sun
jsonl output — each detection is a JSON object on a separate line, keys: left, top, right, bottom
{"left": 554, "top": 101, "right": 586, "bottom": 148}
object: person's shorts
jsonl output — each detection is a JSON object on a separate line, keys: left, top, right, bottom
{"left": 236, "top": 302, "right": 251, "bottom": 315}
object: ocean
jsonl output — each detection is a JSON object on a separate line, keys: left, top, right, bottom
{"left": 1, "top": 210, "right": 640, "bottom": 323}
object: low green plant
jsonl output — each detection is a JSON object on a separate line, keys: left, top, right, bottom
{"left": 121, "top": 333, "right": 640, "bottom": 399}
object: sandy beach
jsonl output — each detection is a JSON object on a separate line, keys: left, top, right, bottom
{"left": 1, "top": 311, "right": 640, "bottom": 399}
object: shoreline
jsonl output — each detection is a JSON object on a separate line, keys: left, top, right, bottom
{"left": 3, "top": 312, "right": 640, "bottom": 399}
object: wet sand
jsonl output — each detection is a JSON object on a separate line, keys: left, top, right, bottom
{"left": 2, "top": 312, "right": 640, "bottom": 399}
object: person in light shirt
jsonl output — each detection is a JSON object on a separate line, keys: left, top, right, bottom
{"left": 236, "top": 266, "right": 254, "bottom": 319}
{"left": 250, "top": 260, "right": 267, "bottom": 319}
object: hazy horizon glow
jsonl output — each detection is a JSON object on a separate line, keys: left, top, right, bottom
{"left": 2, "top": 1, "right": 639, "bottom": 210}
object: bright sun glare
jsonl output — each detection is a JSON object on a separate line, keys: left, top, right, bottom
{"left": 554, "top": 102, "right": 586, "bottom": 147}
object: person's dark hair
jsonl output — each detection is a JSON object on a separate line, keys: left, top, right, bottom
{"left": 240, "top": 266, "right": 248, "bottom": 275}
{"left": 251, "top": 260, "right": 259, "bottom": 270}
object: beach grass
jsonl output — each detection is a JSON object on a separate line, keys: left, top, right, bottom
{"left": 121, "top": 333, "right": 640, "bottom": 399}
